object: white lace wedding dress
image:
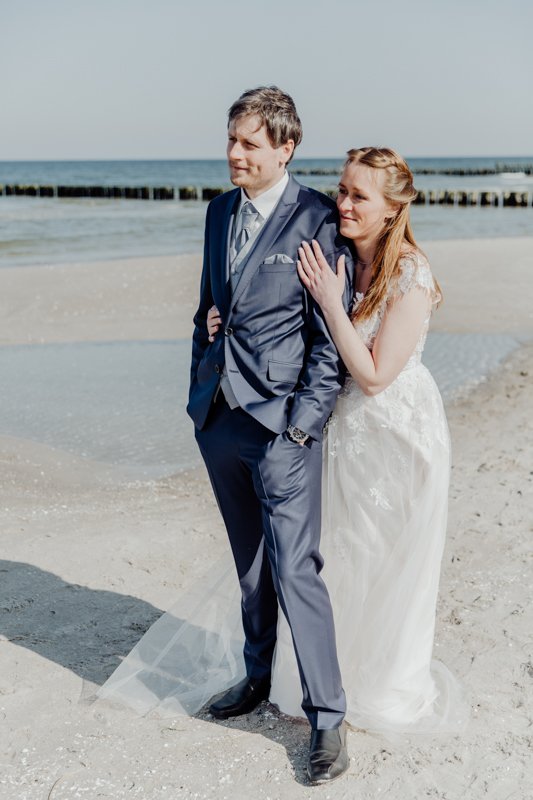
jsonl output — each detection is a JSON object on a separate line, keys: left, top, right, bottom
{"left": 98, "top": 252, "right": 469, "bottom": 737}
{"left": 270, "top": 252, "right": 469, "bottom": 735}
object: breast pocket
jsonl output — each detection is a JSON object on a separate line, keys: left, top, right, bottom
{"left": 260, "top": 266, "right": 295, "bottom": 274}
{"left": 260, "top": 255, "right": 296, "bottom": 274}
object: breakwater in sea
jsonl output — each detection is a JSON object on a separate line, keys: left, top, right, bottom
{"left": 2, "top": 158, "right": 533, "bottom": 268}
{"left": 291, "top": 162, "right": 533, "bottom": 177}
{"left": 412, "top": 189, "right": 533, "bottom": 207}
{"left": 2, "top": 184, "right": 532, "bottom": 208}
{"left": 1, "top": 185, "right": 200, "bottom": 200}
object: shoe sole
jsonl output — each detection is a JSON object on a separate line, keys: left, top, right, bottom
{"left": 307, "top": 756, "right": 349, "bottom": 784}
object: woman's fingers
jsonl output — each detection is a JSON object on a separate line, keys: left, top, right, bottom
{"left": 207, "top": 304, "right": 222, "bottom": 342}
{"left": 298, "top": 245, "right": 318, "bottom": 280}
{"left": 311, "top": 239, "right": 327, "bottom": 269}
{"left": 301, "top": 240, "right": 321, "bottom": 271}
{"left": 297, "top": 260, "right": 311, "bottom": 287}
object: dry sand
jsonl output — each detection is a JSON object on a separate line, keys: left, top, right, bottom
{"left": 1, "top": 238, "right": 533, "bottom": 799}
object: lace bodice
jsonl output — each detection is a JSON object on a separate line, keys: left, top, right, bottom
{"left": 352, "top": 251, "right": 440, "bottom": 370}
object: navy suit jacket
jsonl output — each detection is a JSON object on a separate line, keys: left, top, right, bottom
{"left": 187, "top": 174, "right": 355, "bottom": 442}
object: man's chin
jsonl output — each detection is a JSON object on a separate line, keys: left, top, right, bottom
{"left": 229, "top": 170, "right": 250, "bottom": 187}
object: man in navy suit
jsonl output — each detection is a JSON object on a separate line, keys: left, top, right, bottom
{"left": 188, "top": 86, "right": 354, "bottom": 783}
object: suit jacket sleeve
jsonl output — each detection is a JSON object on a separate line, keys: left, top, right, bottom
{"left": 288, "top": 213, "right": 355, "bottom": 441}
{"left": 189, "top": 202, "right": 213, "bottom": 400}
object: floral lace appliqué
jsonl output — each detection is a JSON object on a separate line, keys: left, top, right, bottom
{"left": 391, "top": 449, "right": 408, "bottom": 476}
{"left": 369, "top": 478, "right": 393, "bottom": 510}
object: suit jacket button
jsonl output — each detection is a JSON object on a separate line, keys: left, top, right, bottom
{"left": 225, "top": 327, "right": 233, "bottom": 337}
{"left": 215, "top": 364, "right": 220, "bottom": 373}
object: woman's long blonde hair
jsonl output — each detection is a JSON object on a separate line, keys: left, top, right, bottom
{"left": 345, "top": 147, "right": 442, "bottom": 323}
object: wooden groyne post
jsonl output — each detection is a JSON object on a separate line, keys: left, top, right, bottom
{"left": 0, "top": 185, "right": 532, "bottom": 208}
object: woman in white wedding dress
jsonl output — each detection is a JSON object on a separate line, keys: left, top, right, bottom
{"left": 269, "top": 147, "right": 469, "bottom": 735}
{"left": 98, "top": 148, "right": 469, "bottom": 738}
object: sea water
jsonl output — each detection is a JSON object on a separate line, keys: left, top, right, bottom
{"left": 1, "top": 158, "right": 533, "bottom": 269}
{"left": 0, "top": 335, "right": 524, "bottom": 477}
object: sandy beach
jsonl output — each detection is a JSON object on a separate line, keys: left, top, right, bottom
{"left": 0, "top": 237, "right": 532, "bottom": 345}
{"left": 1, "top": 238, "right": 533, "bottom": 799}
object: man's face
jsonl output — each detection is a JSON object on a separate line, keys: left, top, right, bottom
{"left": 227, "top": 115, "right": 293, "bottom": 198}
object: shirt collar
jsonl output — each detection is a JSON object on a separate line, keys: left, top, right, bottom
{"left": 239, "top": 171, "right": 289, "bottom": 221}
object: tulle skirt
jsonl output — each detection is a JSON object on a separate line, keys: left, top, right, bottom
{"left": 98, "top": 364, "right": 470, "bottom": 737}
{"left": 270, "top": 366, "right": 470, "bottom": 735}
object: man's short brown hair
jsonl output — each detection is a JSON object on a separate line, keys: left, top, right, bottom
{"left": 228, "top": 86, "right": 302, "bottom": 163}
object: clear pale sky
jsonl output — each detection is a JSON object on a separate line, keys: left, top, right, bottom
{"left": 2, "top": 0, "right": 532, "bottom": 160}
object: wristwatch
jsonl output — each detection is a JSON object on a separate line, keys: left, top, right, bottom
{"left": 287, "top": 424, "right": 310, "bottom": 444}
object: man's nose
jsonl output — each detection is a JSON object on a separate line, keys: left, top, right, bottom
{"left": 228, "top": 141, "right": 244, "bottom": 161}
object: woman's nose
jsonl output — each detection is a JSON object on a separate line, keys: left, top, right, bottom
{"left": 337, "top": 195, "right": 352, "bottom": 213}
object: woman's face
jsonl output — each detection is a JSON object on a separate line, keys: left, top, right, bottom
{"left": 337, "top": 163, "right": 395, "bottom": 244}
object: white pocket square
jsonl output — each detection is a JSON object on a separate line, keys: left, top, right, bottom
{"left": 264, "top": 254, "right": 294, "bottom": 264}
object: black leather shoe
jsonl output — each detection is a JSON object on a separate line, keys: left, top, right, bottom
{"left": 307, "top": 721, "right": 348, "bottom": 784}
{"left": 209, "top": 675, "right": 271, "bottom": 719}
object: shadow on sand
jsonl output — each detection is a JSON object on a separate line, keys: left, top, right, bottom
{"left": 0, "top": 559, "right": 315, "bottom": 785}
{"left": 0, "top": 559, "right": 164, "bottom": 686}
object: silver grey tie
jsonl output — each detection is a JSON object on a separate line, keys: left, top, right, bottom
{"left": 234, "top": 201, "right": 259, "bottom": 259}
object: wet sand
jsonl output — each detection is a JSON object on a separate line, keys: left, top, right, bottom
{"left": 1, "top": 238, "right": 533, "bottom": 799}
{"left": 0, "top": 237, "right": 532, "bottom": 345}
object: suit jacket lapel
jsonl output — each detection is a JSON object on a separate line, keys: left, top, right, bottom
{"left": 228, "top": 176, "right": 301, "bottom": 312}
{"left": 213, "top": 189, "right": 239, "bottom": 317}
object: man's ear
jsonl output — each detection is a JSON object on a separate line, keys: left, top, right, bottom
{"left": 280, "top": 140, "right": 295, "bottom": 165}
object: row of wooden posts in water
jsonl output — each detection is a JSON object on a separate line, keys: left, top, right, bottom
{"left": 1, "top": 184, "right": 532, "bottom": 207}
{"left": 291, "top": 164, "right": 533, "bottom": 177}
{"left": 412, "top": 189, "right": 532, "bottom": 207}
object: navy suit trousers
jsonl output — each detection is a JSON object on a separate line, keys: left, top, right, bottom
{"left": 195, "top": 397, "right": 346, "bottom": 729}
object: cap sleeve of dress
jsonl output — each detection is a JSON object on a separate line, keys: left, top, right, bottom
{"left": 395, "top": 251, "right": 441, "bottom": 308}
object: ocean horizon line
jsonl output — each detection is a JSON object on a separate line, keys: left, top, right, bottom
{"left": 2, "top": 155, "right": 533, "bottom": 164}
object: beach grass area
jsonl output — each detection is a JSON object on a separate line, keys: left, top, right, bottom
{"left": 1, "top": 238, "right": 533, "bottom": 798}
